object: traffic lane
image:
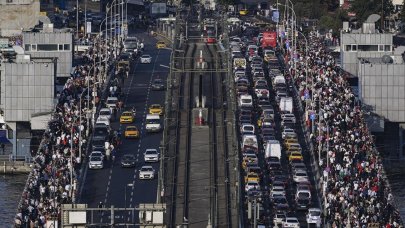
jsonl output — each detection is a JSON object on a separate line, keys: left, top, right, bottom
{"left": 105, "top": 47, "right": 169, "bottom": 205}
{"left": 104, "top": 55, "right": 159, "bottom": 206}
{"left": 81, "top": 162, "right": 112, "bottom": 207}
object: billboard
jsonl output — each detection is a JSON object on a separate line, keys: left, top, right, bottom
{"left": 151, "top": 3, "right": 167, "bottom": 14}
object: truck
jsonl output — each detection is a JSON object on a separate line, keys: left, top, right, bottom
{"left": 242, "top": 135, "right": 258, "bottom": 152}
{"left": 265, "top": 140, "right": 281, "bottom": 159}
{"left": 279, "top": 97, "right": 293, "bottom": 114}
{"left": 261, "top": 31, "right": 277, "bottom": 48}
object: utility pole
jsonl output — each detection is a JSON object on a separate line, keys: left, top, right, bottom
{"left": 381, "top": 0, "right": 384, "bottom": 31}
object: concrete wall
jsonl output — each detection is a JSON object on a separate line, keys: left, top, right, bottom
{"left": 341, "top": 33, "right": 393, "bottom": 76}
{"left": 358, "top": 61, "right": 405, "bottom": 122}
{"left": 0, "top": 60, "right": 55, "bottom": 122}
{"left": 23, "top": 32, "right": 73, "bottom": 78}
{"left": 0, "top": 0, "right": 40, "bottom": 37}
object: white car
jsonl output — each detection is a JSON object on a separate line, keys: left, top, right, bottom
{"left": 140, "top": 54, "right": 152, "bottom": 63}
{"left": 306, "top": 208, "right": 322, "bottom": 227}
{"left": 240, "top": 124, "right": 255, "bottom": 135}
{"left": 282, "top": 217, "right": 300, "bottom": 228}
{"left": 96, "top": 116, "right": 110, "bottom": 127}
{"left": 139, "top": 166, "right": 155, "bottom": 179}
{"left": 245, "top": 181, "right": 260, "bottom": 192}
{"left": 273, "top": 212, "right": 286, "bottom": 226}
{"left": 88, "top": 155, "right": 104, "bottom": 169}
{"left": 282, "top": 128, "right": 296, "bottom": 139}
{"left": 281, "top": 113, "right": 296, "bottom": 123}
{"left": 270, "top": 185, "right": 286, "bottom": 198}
{"left": 106, "top": 96, "right": 118, "bottom": 108}
{"left": 144, "top": 149, "right": 159, "bottom": 162}
{"left": 293, "top": 169, "right": 309, "bottom": 183}
{"left": 99, "top": 108, "right": 111, "bottom": 120}
{"left": 90, "top": 151, "right": 104, "bottom": 160}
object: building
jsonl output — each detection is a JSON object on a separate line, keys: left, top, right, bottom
{"left": 340, "top": 19, "right": 393, "bottom": 77}
{"left": 23, "top": 27, "right": 73, "bottom": 78}
{"left": 0, "top": 0, "right": 40, "bottom": 37}
{"left": 0, "top": 54, "right": 56, "bottom": 157}
{"left": 393, "top": 0, "right": 404, "bottom": 12}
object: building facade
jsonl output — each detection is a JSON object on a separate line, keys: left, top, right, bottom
{"left": 23, "top": 30, "right": 73, "bottom": 78}
{"left": 340, "top": 23, "right": 393, "bottom": 76}
{"left": 0, "top": 55, "right": 56, "bottom": 157}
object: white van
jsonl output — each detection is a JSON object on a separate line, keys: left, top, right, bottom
{"left": 265, "top": 140, "right": 281, "bottom": 159}
{"left": 106, "top": 97, "right": 118, "bottom": 108}
{"left": 145, "top": 114, "right": 161, "bottom": 132}
{"left": 238, "top": 94, "right": 253, "bottom": 108}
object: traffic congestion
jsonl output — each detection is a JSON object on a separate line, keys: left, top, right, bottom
{"left": 231, "top": 22, "right": 321, "bottom": 227}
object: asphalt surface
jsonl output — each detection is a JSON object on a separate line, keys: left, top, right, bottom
{"left": 79, "top": 30, "right": 171, "bottom": 225}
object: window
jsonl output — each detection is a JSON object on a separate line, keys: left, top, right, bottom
{"left": 24, "top": 44, "right": 31, "bottom": 51}
{"left": 385, "top": 45, "right": 391, "bottom": 52}
{"left": 58, "top": 44, "right": 63, "bottom": 51}
{"left": 345, "top": 44, "right": 357, "bottom": 52}
{"left": 63, "top": 44, "right": 70, "bottom": 51}
{"left": 37, "top": 44, "right": 58, "bottom": 51}
{"left": 31, "top": 44, "right": 37, "bottom": 51}
{"left": 358, "top": 45, "right": 378, "bottom": 51}
{"left": 6, "top": 0, "right": 12, "bottom": 3}
{"left": 379, "top": 45, "right": 384, "bottom": 52}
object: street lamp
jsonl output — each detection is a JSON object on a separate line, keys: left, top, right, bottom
{"left": 124, "top": 183, "right": 134, "bottom": 214}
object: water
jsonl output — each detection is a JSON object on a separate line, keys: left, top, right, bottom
{"left": 0, "top": 175, "right": 27, "bottom": 224}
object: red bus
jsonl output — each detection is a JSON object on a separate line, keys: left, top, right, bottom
{"left": 205, "top": 27, "right": 216, "bottom": 43}
{"left": 261, "top": 31, "right": 277, "bottom": 48}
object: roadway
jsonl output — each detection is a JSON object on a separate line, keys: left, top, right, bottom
{"left": 79, "top": 29, "right": 171, "bottom": 225}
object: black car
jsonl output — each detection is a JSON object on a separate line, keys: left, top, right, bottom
{"left": 239, "top": 115, "right": 252, "bottom": 125}
{"left": 93, "top": 125, "right": 109, "bottom": 141}
{"left": 92, "top": 138, "right": 105, "bottom": 152}
{"left": 295, "top": 197, "right": 311, "bottom": 210}
{"left": 121, "top": 154, "right": 136, "bottom": 167}
{"left": 151, "top": 79, "right": 165, "bottom": 91}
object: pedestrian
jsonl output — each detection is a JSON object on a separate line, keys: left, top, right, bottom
{"left": 98, "top": 201, "right": 103, "bottom": 212}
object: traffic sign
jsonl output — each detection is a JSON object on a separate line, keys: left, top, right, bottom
{"left": 310, "top": 113, "right": 316, "bottom": 121}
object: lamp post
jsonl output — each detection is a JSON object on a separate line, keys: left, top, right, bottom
{"left": 124, "top": 183, "right": 134, "bottom": 215}
{"left": 277, "top": 3, "right": 297, "bottom": 75}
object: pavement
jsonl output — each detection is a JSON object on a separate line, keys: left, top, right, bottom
{"left": 79, "top": 29, "right": 171, "bottom": 225}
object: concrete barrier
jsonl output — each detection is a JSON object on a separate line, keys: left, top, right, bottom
{"left": 1, "top": 161, "right": 31, "bottom": 174}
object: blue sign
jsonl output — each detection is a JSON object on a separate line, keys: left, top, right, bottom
{"left": 304, "top": 90, "right": 310, "bottom": 99}
{"left": 272, "top": 10, "right": 280, "bottom": 23}
{"left": 310, "top": 113, "right": 316, "bottom": 120}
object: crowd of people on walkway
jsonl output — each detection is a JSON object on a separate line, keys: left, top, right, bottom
{"left": 13, "top": 35, "right": 114, "bottom": 227}
{"left": 289, "top": 32, "right": 403, "bottom": 227}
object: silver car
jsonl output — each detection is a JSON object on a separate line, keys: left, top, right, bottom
{"left": 144, "top": 149, "right": 159, "bottom": 162}
{"left": 139, "top": 166, "right": 155, "bottom": 179}
{"left": 89, "top": 156, "right": 104, "bottom": 169}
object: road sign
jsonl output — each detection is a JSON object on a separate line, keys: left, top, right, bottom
{"left": 310, "top": 113, "right": 316, "bottom": 121}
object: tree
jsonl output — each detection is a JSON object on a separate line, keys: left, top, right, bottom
{"left": 350, "top": 0, "right": 394, "bottom": 25}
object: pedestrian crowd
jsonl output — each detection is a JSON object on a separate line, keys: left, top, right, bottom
{"left": 288, "top": 32, "right": 403, "bottom": 227}
{"left": 13, "top": 34, "right": 116, "bottom": 227}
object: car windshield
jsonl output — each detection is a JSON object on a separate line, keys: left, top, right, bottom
{"left": 100, "top": 110, "right": 110, "bottom": 115}
{"left": 122, "top": 112, "right": 132, "bottom": 116}
{"left": 153, "top": 79, "right": 163, "bottom": 84}
{"left": 244, "top": 126, "right": 254, "bottom": 131}
{"left": 141, "top": 167, "right": 153, "bottom": 172}
{"left": 123, "top": 155, "right": 135, "bottom": 160}
{"left": 146, "top": 118, "right": 159, "bottom": 124}
{"left": 142, "top": 55, "right": 150, "bottom": 58}
{"left": 273, "top": 197, "right": 287, "bottom": 204}
{"left": 91, "top": 156, "right": 102, "bottom": 161}
{"left": 310, "top": 211, "right": 321, "bottom": 216}
{"left": 127, "top": 126, "right": 137, "bottom": 131}
{"left": 94, "top": 127, "right": 108, "bottom": 136}
{"left": 146, "top": 150, "right": 157, "bottom": 154}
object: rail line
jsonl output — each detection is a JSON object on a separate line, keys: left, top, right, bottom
{"left": 206, "top": 43, "right": 232, "bottom": 227}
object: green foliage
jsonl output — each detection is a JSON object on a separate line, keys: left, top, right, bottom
{"left": 350, "top": 0, "right": 394, "bottom": 25}
{"left": 318, "top": 9, "right": 348, "bottom": 36}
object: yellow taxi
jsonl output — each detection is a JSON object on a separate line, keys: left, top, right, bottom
{"left": 244, "top": 172, "right": 260, "bottom": 183}
{"left": 149, "top": 104, "right": 164, "bottom": 115}
{"left": 156, "top": 41, "right": 166, "bottom": 49}
{"left": 124, "top": 126, "right": 140, "bottom": 138}
{"left": 120, "top": 111, "right": 134, "bottom": 123}
{"left": 284, "top": 138, "right": 299, "bottom": 147}
{"left": 289, "top": 151, "right": 303, "bottom": 161}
